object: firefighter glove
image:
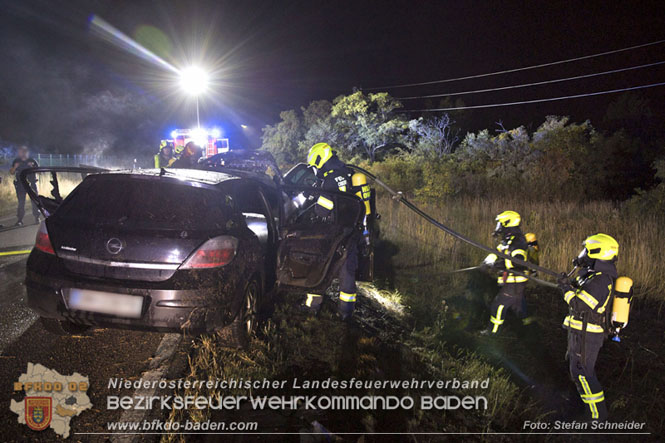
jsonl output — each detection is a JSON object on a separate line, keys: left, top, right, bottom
{"left": 557, "top": 273, "right": 573, "bottom": 292}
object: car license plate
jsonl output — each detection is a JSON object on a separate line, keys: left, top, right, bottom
{"left": 66, "top": 289, "right": 143, "bottom": 319}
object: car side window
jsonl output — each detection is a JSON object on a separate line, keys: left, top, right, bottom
{"left": 284, "top": 164, "right": 318, "bottom": 187}
{"left": 232, "top": 182, "right": 270, "bottom": 245}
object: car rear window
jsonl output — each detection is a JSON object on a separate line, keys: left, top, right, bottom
{"left": 54, "top": 175, "right": 232, "bottom": 230}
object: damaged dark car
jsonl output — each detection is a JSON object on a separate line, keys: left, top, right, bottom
{"left": 21, "top": 152, "right": 373, "bottom": 346}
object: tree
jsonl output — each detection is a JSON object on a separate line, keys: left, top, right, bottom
{"left": 298, "top": 100, "right": 340, "bottom": 159}
{"left": 330, "top": 91, "right": 407, "bottom": 161}
{"left": 529, "top": 116, "right": 599, "bottom": 199}
{"left": 408, "top": 114, "right": 460, "bottom": 157}
{"left": 302, "top": 100, "right": 332, "bottom": 128}
{"left": 260, "top": 110, "right": 304, "bottom": 166}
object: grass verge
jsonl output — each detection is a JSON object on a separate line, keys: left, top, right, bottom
{"left": 162, "top": 289, "right": 535, "bottom": 441}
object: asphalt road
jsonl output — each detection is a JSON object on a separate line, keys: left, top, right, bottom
{"left": 0, "top": 219, "right": 40, "bottom": 352}
{"left": 0, "top": 212, "right": 39, "bottom": 250}
{"left": 0, "top": 258, "right": 38, "bottom": 351}
{"left": 0, "top": 224, "right": 189, "bottom": 442}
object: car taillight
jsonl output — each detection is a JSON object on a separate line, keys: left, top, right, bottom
{"left": 35, "top": 221, "right": 55, "bottom": 255}
{"left": 181, "top": 236, "right": 238, "bottom": 269}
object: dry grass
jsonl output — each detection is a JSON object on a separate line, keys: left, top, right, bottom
{"left": 0, "top": 172, "right": 83, "bottom": 214}
{"left": 161, "top": 290, "right": 535, "bottom": 439}
{"left": 0, "top": 173, "right": 16, "bottom": 213}
{"left": 378, "top": 194, "right": 665, "bottom": 301}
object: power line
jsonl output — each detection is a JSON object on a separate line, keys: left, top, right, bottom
{"left": 397, "top": 60, "right": 665, "bottom": 100}
{"left": 401, "top": 81, "right": 665, "bottom": 112}
{"left": 366, "top": 39, "right": 665, "bottom": 90}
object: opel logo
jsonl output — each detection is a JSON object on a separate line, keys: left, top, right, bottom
{"left": 106, "top": 238, "right": 123, "bottom": 255}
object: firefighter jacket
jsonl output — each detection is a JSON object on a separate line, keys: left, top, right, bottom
{"left": 562, "top": 260, "right": 618, "bottom": 334}
{"left": 154, "top": 154, "right": 170, "bottom": 168}
{"left": 486, "top": 229, "right": 529, "bottom": 284}
{"left": 314, "top": 156, "right": 353, "bottom": 217}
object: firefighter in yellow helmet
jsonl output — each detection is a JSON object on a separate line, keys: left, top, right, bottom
{"left": 171, "top": 142, "right": 202, "bottom": 169}
{"left": 303, "top": 142, "right": 367, "bottom": 320}
{"left": 154, "top": 141, "right": 175, "bottom": 168}
{"left": 557, "top": 233, "right": 619, "bottom": 422}
{"left": 481, "top": 210, "right": 531, "bottom": 334}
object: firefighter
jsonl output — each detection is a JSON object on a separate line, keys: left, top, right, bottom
{"left": 173, "top": 141, "right": 185, "bottom": 160}
{"left": 171, "top": 142, "right": 202, "bottom": 168}
{"left": 302, "top": 142, "right": 361, "bottom": 320}
{"left": 557, "top": 233, "right": 618, "bottom": 422}
{"left": 154, "top": 141, "right": 174, "bottom": 168}
{"left": 480, "top": 210, "right": 530, "bottom": 334}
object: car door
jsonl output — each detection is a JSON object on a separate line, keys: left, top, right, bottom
{"left": 282, "top": 163, "right": 376, "bottom": 283}
{"left": 19, "top": 166, "right": 108, "bottom": 218}
{"left": 275, "top": 185, "right": 364, "bottom": 288}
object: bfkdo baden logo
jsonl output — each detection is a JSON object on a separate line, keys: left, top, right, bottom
{"left": 10, "top": 363, "right": 92, "bottom": 438}
{"left": 25, "top": 397, "right": 52, "bottom": 431}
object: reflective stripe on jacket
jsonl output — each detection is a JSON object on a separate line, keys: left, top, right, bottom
{"left": 314, "top": 157, "right": 352, "bottom": 217}
{"left": 496, "top": 233, "right": 529, "bottom": 284}
{"left": 562, "top": 261, "right": 617, "bottom": 334}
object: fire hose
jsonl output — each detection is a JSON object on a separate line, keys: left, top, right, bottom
{"left": 445, "top": 265, "right": 559, "bottom": 289}
{"left": 348, "top": 165, "right": 564, "bottom": 287}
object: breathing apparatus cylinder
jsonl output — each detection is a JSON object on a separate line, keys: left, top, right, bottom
{"left": 352, "top": 172, "right": 372, "bottom": 216}
{"left": 525, "top": 232, "right": 540, "bottom": 265}
{"left": 612, "top": 277, "right": 633, "bottom": 326}
{"left": 351, "top": 171, "right": 374, "bottom": 282}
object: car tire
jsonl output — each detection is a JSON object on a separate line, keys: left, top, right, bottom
{"left": 40, "top": 317, "right": 91, "bottom": 336}
{"left": 228, "top": 277, "right": 261, "bottom": 349}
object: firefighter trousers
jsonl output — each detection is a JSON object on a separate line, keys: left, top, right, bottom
{"left": 304, "top": 236, "right": 358, "bottom": 319}
{"left": 489, "top": 282, "right": 526, "bottom": 333}
{"left": 567, "top": 329, "right": 607, "bottom": 421}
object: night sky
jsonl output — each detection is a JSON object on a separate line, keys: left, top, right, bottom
{"left": 0, "top": 0, "right": 664, "bottom": 155}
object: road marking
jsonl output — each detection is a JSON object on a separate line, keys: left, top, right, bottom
{"left": 0, "top": 250, "right": 31, "bottom": 257}
{"left": 110, "top": 333, "right": 183, "bottom": 443}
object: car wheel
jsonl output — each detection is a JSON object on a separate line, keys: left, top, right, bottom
{"left": 40, "top": 317, "right": 91, "bottom": 336}
{"left": 228, "top": 278, "right": 261, "bottom": 349}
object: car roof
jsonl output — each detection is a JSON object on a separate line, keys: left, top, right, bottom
{"left": 102, "top": 168, "right": 240, "bottom": 185}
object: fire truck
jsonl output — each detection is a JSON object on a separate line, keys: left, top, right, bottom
{"left": 166, "top": 128, "right": 230, "bottom": 159}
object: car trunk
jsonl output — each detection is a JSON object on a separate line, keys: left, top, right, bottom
{"left": 46, "top": 174, "right": 232, "bottom": 282}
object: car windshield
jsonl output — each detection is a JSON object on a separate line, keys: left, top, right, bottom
{"left": 54, "top": 175, "right": 232, "bottom": 230}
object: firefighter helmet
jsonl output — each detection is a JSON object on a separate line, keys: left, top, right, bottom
{"left": 495, "top": 210, "right": 521, "bottom": 228}
{"left": 307, "top": 143, "right": 333, "bottom": 170}
{"left": 583, "top": 233, "right": 619, "bottom": 261}
{"left": 159, "top": 140, "right": 173, "bottom": 153}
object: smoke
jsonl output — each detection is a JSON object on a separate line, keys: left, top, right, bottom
{"left": 0, "top": 33, "right": 160, "bottom": 156}
{"left": 71, "top": 90, "right": 157, "bottom": 155}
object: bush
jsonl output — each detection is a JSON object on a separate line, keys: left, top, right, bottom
{"left": 368, "top": 156, "right": 425, "bottom": 194}
{"left": 624, "top": 159, "right": 665, "bottom": 218}
{"left": 415, "top": 160, "right": 458, "bottom": 201}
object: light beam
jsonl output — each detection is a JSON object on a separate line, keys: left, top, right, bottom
{"left": 88, "top": 15, "right": 179, "bottom": 74}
